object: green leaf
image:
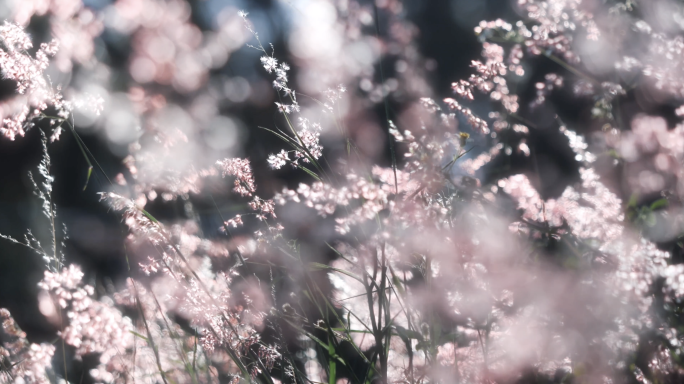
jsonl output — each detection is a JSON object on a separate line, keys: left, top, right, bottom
{"left": 130, "top": 331, "right": 149, "bottom": 341}
{"left": 627, "top": 193, "right": 638, "bottom": 208}
{"left": 283, "top": 319, "right": 349, "bottom": 367}
{"left": 299, "top": 165, "right": 321, "bottom": 181}
{"left": 141, "top": 209, "right": 160, "bottom": 223}
{"left": 83, "top": 166, "right": 93, "bottom": 191}
{"left": 650, "top": 198, "right": 668, "bottom": 210}
{"left": 328, "top": 358, "right": 336, "bottom": 384}
{"left": 258, "top": 125, "right": 295, "bottom": 145}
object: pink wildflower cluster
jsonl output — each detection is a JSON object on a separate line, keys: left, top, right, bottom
{"left": 501, "top": 166, "right": 624, "bottom": 242}
{"left": 480, "top": 0, "right": 601, "bottom": 64}
{"left": 0, "top": 309, "right": 55, "bottom": 384}
{"left": 262, "top": 55, "right": 300, "bottom": 114}
{"left": 216, "top": 158, "right": 256, "bottom": 197}
{"left": 275, "top": 169, "right": 404, "bottom": 234}
{"left": 267, "top": 118, "right": 325, "bottom": 170}
{"left": 445, "top": 39, "right": 528, "bottom": 135}
{"left": 38, "top": 265, "right": 134, "bottom": 365}
{"left": 0, "top": 22, "right": 58, "bottom": 94}
{"left": 98, "top": 192, "right": 281, "bottom": 381}
{"left": 258, "top": 47, "right": 327, "bottom": 170}
{"left": 0, "top": 22, "right": 65, "bottom": 140}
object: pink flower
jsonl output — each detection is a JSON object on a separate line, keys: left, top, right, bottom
{"left": 216, "top": 158, "right": 256, "bottom": 196}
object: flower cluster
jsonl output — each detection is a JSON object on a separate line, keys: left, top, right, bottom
{"left": 0, "top": 22, "right": 66, "bottom": 140}
{"left": 0, "top": 309, "right": 55, "bottom": 384}
{"left": 263, "top": 55, "right": 300, "bottom": 114}
{"left": 216, "top": 158, "right": 256, "bottom": 196}
{"left": 266, "top": 118, "right": 325, "bottom": 170}
{"left": 38, "top": 265, "right": 134, "bottom": 365}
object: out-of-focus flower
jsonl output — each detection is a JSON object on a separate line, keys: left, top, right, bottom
{"left": 0, "top": 309, "right": 55, "bottom": 384}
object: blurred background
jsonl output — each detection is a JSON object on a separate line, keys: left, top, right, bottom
{"left": 0, "top": 0, "right": 581, "bottom": 353}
